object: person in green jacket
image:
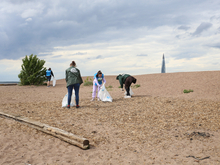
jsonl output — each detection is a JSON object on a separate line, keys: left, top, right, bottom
{"left": 116, "top": 74, "right": 137, "bottom": 98}
{"left": 65, "top": 61, "right": 83, "bottom": 108}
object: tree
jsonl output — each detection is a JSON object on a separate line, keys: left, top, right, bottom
{"left": 18, "top": 54, "right": 47, "bottom": 85}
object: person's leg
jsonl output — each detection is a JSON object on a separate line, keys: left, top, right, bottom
{"left": 97, "top": 85, "right": 101, "bottom": 100}
{"left": 124, "top": 76, "right": 133, "bottom": 96}
{"left": 67, "top": 84, "right": 74, "bottom": 107}
{"left": 92, "top": 82, "right": 97, "bottom": 100}
{"left": 73, "top": 83, "right": 80, "bottom": 106}
{"left": 48, "top": 76, "right": 51, "bottom": 86}
{"left": 125, "top": 88, "right": 130, "bottom": 96}
{"left": 47, "top": 76, "right": 50, "bottom": 87}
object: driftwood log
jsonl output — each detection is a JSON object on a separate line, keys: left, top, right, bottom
{"left": 0, "top": 111, "right": 89, "bottom": 150}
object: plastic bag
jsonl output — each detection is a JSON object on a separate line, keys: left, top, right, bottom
{"left": 124, "top": 87, "right": 134, "bottom": 96}
{"left": 53, "top": 77, "right": 56, "bottom": 87}
{"left": 98, "top": 83, "right": 113, "bottom": 102}
{"left": 62, "top": 91, "right": 75, "bottom": 107}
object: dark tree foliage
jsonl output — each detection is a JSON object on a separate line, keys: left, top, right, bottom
{"left": 18, "top": 54, "right": 47, "bottom": 85}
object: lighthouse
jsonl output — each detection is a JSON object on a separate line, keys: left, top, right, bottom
{"left": 161, "top": 54, "right": 166, "bottom": 73}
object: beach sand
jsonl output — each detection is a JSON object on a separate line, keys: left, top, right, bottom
{"left": 0, "top": 71, "right": 220, "bottom": 164}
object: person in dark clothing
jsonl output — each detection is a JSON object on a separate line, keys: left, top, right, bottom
{"left": 65, "top": 61, "right": 83, "bottom": 108}
{"left": 46, "top": 68, "right": 54, "bottom": 87}
{"left": 116, "top": 74, "right": 137, "bottom": 98}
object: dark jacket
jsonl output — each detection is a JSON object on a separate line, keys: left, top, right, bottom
{"left": 65, "top": 66, "right": 83, "bottom": 87}
{"left": 116, "top": 74, "right": 130, "bottom": 88}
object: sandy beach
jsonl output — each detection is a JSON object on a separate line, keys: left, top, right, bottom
{"left": 0, "top": 71, "right": 220, "bottom": 165}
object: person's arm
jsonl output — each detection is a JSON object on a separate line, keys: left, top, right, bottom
{"left": 119, "top": 76, "right": 123, "bottom": 89}
{"left": 51, "top": 71, "right": 54, "bottom": 77}
{"left": 94, "top": 77, "right": 100, "bottom": 87}
{"left": 65, "top": 70, "right": 68, "bottom": 82}
{"left": 78, "top": 69, "right": 83, "bottom": 84}
{"left": 103, "top": 77, "right": 106, "bottom": 84}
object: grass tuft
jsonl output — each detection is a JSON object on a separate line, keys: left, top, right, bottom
{"left": 84, "top": 77, "right": 93, "bottom": 86}
{"left": 183, "top": 89, "right": 194, "bottom": 93}
{"left": 133, "top": 84, "right": 141, "bottom": 88}
{"left": 106, "top": 85, "right": 113, "bottom": 91}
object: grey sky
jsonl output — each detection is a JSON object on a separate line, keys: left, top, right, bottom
{"left": 192, "top": 22, "right": 213, "bottom": 36}
{"left": 0, "top": 0, "right": 220, "bottom": 80}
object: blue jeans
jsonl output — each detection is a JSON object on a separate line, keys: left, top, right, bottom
{"left": 67, "top": 83, "right": 80, "bottom": 106}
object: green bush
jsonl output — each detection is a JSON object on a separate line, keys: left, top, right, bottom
{"left": 84, "top": 77, "right": 93, "bottom": 86}
{"left": 18, "top": 54, "right": 47, "bottom": 85}
{"left": 183, "top": 89, "right": 194, "bottom": 93}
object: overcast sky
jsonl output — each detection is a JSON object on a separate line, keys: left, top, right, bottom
{"left": 1, "top": 0, "right": 220, "bottom": 81}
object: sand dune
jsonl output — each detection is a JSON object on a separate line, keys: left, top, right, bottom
{"left": 0, "top": 71, "right": 220, "bottom": 164}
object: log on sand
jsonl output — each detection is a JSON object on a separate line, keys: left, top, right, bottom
{"left": 0, "top": 111, "right": 89, "bottom": 150}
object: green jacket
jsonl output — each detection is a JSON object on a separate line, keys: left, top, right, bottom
{"left": 116, "top": 74, "right": 130, "bottom": 88}
{"left": 65, "top": 66, "right": 83, "bottom": 87}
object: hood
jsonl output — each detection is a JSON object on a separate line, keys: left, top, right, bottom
{"left": 116, "top": 74, "right": 121, "bottom": 80}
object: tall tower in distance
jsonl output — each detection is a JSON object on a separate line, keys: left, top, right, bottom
{"left": 161, "top": 54, "right": 166, "bottom": 73}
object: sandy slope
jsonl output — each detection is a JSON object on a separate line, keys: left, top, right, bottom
{"left": 0, "top": 71, "right": 220, "bottom": 165}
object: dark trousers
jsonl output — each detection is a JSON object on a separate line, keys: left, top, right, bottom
{"left": 124, "top": 76, "right": 136, "bottom": 96}
{"left": 67, "top": 83, "right": 80, "bottom": 106}
{"left": 46, "top": 76, "right": 51, "bottom": 81}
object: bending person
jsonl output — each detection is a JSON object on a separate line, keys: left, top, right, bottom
{"left": 65, "top": 61, "right": 83, "bottom": 108}
{"left": 91, "top": 70, "right": 106, "bottom": 101}
{"left": 116, "top": 74, "right": 137, "bottom": 98}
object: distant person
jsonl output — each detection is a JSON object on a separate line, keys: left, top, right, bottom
{"left": 91, "top": 70, "right": 106, "bottom": 101}
{"left": 116, "top": 74, "right": 137, "bottom": 98}
{"left": 65, "top": 61, "right": 83, "bottom": 108}
{"left": 46, "top": 68, "right": 54, "bottom": 87}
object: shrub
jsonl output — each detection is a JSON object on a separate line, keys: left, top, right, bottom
{"left": 84, "top": 77, "right": 93, "bottom": 86}
{"left": 18, "top": 54, "right": 47, "bottom": 85}
{"left": 183, "top": 89, "right": 194, "bottom": 93}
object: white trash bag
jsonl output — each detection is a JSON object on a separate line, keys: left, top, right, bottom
{"left": 53, "top": 77, "right": 56, "bottom": 87}
{"left": 62, "top": 91, "right": 75, "bottom": 107}
{"left": 98, "top": 83, "right": 113, "bottom": 102}
{"left": 124, "top": 87, "right": 134, "bottom": 96}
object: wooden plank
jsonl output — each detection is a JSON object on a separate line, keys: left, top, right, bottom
{"left": 0, "top": 111, "right": 89, "bottom": 149}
